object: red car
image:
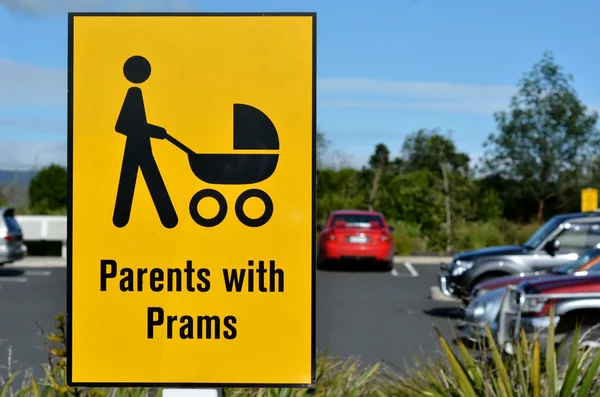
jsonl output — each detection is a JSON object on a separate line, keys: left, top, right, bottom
{"left": 317, "top": 210, "right": 395, "bottom": 270}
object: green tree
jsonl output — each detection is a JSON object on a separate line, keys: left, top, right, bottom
{"left": 364, "top": 143, "right": 392, "bottom": 211}
{"left": 316, "top": 130, "right": 331, "bottom": 170}
{"left": 400, "top": 128, "right": 470, "bottom": 176}
{"left": 397, "top": 128, "right": 475, "bottom": 251}
{"left": 483, "top": 51, "right": 599, "bottom": 222}
{"left": 317, "top": 168, "right": 366, "bottom": 221}
{"left": 29, "top": 164, "right": 68, "bottom": 214}
{"left": 0, "top": 188, "right": 7, "bottom": 207}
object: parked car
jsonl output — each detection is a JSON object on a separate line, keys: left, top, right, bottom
{"left": 457, "top": 249, "right": 600, "bottom": 342}
{"left": 496, "top": 273, "right": 600, "bottom": 365}
{"left": 438, "top": 211, "right": 600, "bottom": 302}
{"left": 0, "top": 207, "right": 26, "bottom": 266}
{"left": 470, "top": 247, "right": 600, "bottom": 300}
{"left": 317, "top": 210, "right": 395, "bottom": 270}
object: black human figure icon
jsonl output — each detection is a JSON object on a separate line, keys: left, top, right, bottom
{"left": 112, "top": 55, "right": 179, "bottom": 229}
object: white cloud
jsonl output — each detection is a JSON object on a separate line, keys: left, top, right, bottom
{"left": 318, "top": 78, "right": 600, "bottom": 116}
{"left": 0, "top": 140, "right": 66, "bottom": 169}
{"left": 318, "top": 78, "right": 518, "bottom": 115}
{"left": 0, "top": 59, "right": 65, "bottom": 107}
{"left": 0, "top": 117, "right": 65, "bottom": 132}
{"left": 321, "top": 99, "right": 508, "bottom": 116}
{"left": 319, "top": 78, "right": 517, "bottom": 100}
{"left": 0, "top": 0, "right": 196, "bottom": 15}
{"left": 0, "top": 0, "right": 113, "bottom": 14}
{"left": 118, "top": 0, "right": 195, "bottom": 12}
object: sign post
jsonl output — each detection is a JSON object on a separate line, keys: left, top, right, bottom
{"left": 163, "top": 389, "right": 221, "bottom": 397}
{"left": 581, "top": 188, "right": 599, "bottom": 212}
{"left": 67, "top": 12, "right": 316, "bottom": 393}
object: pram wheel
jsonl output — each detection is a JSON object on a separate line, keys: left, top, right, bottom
{"left": 235, "top": 189, "right": 273, "bottom": 227}
{"left": 189, "top": 188, "right": 228, "bottom": 227}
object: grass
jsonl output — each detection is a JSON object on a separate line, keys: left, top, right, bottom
{"left": 2, "top": 307, "right": 599, "bottom": 396}
{"left": 390, "top": 220, "right": 541, "bottom": 255}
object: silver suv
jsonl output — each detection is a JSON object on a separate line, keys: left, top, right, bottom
{"left": 439, "top": 211, "right": 600, "bottom": 303}
{"left": 0, "top": 207, "right": 26, "bottom": 265}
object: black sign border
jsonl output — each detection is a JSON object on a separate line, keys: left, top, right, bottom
{"left": 66, "top": 11, "right": 317, "bottom": 389}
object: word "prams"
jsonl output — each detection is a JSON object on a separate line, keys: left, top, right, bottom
{"left": 147, "top": 307, "right": 237, "bottom": 340}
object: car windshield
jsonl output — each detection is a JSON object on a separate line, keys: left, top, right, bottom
{"left": 330, "top": 214, "right": 383, "bottom": 228}
{"left": 523, "top": 217, "right": 562, "bottom": 249}
{"left": 552, "top": 250, "right": 600, "bottom": 274}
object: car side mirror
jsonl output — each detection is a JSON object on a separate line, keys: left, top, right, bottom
{"left": 544, "top": 239, "right": 560, "bottom": 255}
{"left": 388, "top": 226, "right": 395, "bottom": 232}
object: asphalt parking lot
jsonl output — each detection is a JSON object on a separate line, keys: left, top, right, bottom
{"left": 0, "top": 257, "right": 462, "bottom": 381}
{"left": 0, "top": 262, "right": 66, "bottom": 380}
{"left": 317, "top": 260, "right": 462, "bottom": 368}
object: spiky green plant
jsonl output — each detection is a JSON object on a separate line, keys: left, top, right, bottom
{"left": 381, "top": 305, "right": 600, "bottom": 396}
{"left": 223, "top": 355, "right": 382, "bottom": 397}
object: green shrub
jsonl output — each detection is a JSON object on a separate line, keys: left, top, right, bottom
{"left": 392, "top": 220, "right": 540, "bottom": 255}
{"left": 391, "top": 221, "right": 427, "bottom": 254}
{"left": 453, "top": 220, "right": 507, "bottom": 250}
{"left": 224, "top": 355, "right": 382, "bottom": 396}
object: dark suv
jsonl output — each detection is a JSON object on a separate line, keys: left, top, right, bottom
{"left": 439, "top": 211, "right": 600, "bottom": 303}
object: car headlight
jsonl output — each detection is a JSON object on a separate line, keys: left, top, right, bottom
{"left": 466, "top": 301, "right": 486, "bottom": 319}
{"left": 472, "top": 304, "right": 486, "bottom": 318}
{"left": 522, "top": 297, "right": 548, "bottom": 313}
{"left": 451, "top": 260, "right": 474, "bottom": 276}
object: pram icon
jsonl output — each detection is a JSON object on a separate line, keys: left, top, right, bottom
{"left": 112, "top": 55, "right": 279, "bottom": 229}
{"left": 167, "top": 103, "right": 279, "bottom": 228}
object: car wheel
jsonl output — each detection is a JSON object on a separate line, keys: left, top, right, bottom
{"left": 468, "top": 276, "right": 495, "bottom": 296}
{"left": 557, "top": 324, "right": 600, "bottom": 368}
{"left": 383, "top": 260, "right": 393, "bottom": 272}
{"left": 317, "top": 258, "right": 328, "bottom": 270}
{"left": 463, "top": 288, "right": 490, "bottom": 306}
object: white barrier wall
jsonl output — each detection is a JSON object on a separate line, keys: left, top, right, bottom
{"left": 15, "top": 215, "right": 67, "bottom": 257}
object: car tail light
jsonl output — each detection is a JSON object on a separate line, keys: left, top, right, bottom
{"left": 323, "top": 231, "right": 336, "bottom": 241}
{"left": 4, "top": 235, "right": 13, "bottom": 242}
{"left": 380, "top": 232, "right": 391, "bottom": 242}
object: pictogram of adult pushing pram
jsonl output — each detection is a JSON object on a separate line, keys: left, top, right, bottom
{"left": 112, "top": 55, "right": 279, "bottom": 230}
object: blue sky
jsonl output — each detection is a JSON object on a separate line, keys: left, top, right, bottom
{"left": 1, "top": 0, "right": 599, "bottom": 169}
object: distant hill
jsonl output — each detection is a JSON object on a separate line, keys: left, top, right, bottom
{"left": 0, "top": 169, "right": 38, "bottom": 185}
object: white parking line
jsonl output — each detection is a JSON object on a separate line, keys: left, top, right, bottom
{"left": 23, "top": 270, "right": 52, "bottom": 277}
{"left": 0, "top": 270, "right": 51, "bottom": 284}
{"left": 390, "top": 268, "right": 402, "bottom": 277}
{"left": 0, "top": 277, "right": 28, "bottom": 283}
{"left": 404, "top": 262, "right": 419, "bottom": 277}
{"left": 390, "top": 262, "right": 419, "bottom": 278}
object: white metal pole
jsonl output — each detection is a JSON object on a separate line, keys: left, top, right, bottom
{"left": 162, "top": 389, "right": 222, "bottom": 397}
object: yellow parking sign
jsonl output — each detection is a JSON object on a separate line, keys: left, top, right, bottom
{"left": 68, "top": 12, "right": 316, "bottom": 388}
{"left": 581, "top": 188, "right": 598, "bottom": 212}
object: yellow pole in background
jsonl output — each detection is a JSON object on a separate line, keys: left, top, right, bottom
{"left": 581, "top": 188, "right": 599, "bottom": 212}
